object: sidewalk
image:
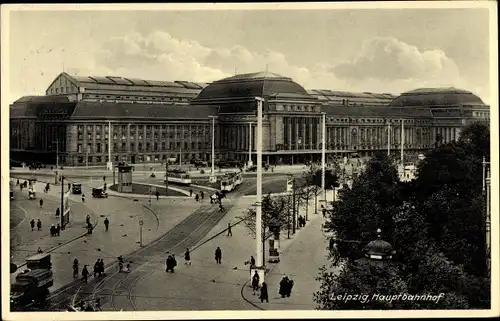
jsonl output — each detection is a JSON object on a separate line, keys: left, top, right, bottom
{"left": 10, "top": 187, "right": 97, "bottom": 266}
{"left": 129, "top": 191, "right": 333, "bottom": 310}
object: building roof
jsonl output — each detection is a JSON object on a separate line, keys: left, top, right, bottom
{"left": 390, "top": 87, "right": 485, "bottom": 107}
{"left": 320, "top": 105, "right": 432, "bottom": 118}
{"left": 58, "top": 72, "right": 207, "bottom": 95}
{"left": 191, "top": 71, "right": 314, "bottom": 105}
{"left": 70, "top": 102, "right": 219, "bottom": 119}
{"left": 13, "top": 95, "right": 71, "bottom": 104}
{"left": 308, "top": 89, "right": 396, "bottom": 101}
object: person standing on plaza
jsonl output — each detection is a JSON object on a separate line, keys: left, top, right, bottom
{"left": 104, "top": 217, "right": 109, "bottom": 231}
{"left": 39, "top": 198, "right": 43, "bottom": 208}
{"left": 156, "top": 190, "right": 160, "bottom": 201}
{"left": 252, "top": 270, "right": 260, "bottom": 295}
{"left": 189, "top": 189, "right": 193, "bottom": 197}
{"left": 93, "top": 259, "right": 100, "bottom": 277}
{"left": 56, "top": 223, "right": 61, "bottom": 236}
{"left": 184, "top": 248, "right": 191, "bottom": 265}
{"left": 98, "top": 259, "right": 105, "bottom": 276}
{"left": 30, "top": 219, "right": 35, "bottom": 231}
{"left": 86, "top": 214, "right": 91, "bottom": 226}
{"left": 260, "top": 282, "right": 269, "bottom": 303}
{"left": 279, "top": 276, "right": 289, "bottom": 298}
{"left": 200, "top": 190, "right": 204, "bottom": 201}
{"left": 82, "top": 265, "right": 89, "bottom": 283}
{"left": 82, "top": 193, "right": 85, "bottom": 203}
{"left": 227, "top": 222, "right": 232, "bottom": 236}
{"left": 56, "top": 207, "right": 60, "bottom": 217}
{"left": 215, "top": 246, "right": 222, "bottom": 264}
{"left": 36, "top": 218, "right": 42, "bottom": 230}
{"left": 195, "top": 194, "right": 199, "bottom": 202}
{"left": 50, "top": 224, "right": 56, "bottom": 237}
{"left": 73, "top": 259, "right": 79, "bottom": 278}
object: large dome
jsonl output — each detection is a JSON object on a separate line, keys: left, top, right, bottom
{"left": 191, "top": 72, "right": 311, "bottom": 103}
{"left": 390, "top": 87, "right": 485, "bottom": 107}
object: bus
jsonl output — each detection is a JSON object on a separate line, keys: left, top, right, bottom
{"left": 164, "top": 169, "right": 191, "bottom": 185}
{"left": 220, "top": 172, "right": 243, "bottom": 192}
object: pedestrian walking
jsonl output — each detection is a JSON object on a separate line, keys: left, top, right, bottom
{"left": 56, "top": 223, "right": 61, "bottom": 236}
{"left": 30, "top": 219, "right": 35, "bottom": 231}
{"left": 184, "top": 248, "right": 191, "bottom": 265}
{"left": 118, "top": 255, "right": 124, "bottom": 272}
{"left": 252, "top": 270, "right": 260, "bottom": 295}
{"left": 98, "top": 259, "right": 105, "bottom": 277}
{"left": 200, "top": 191, "right": 204, "bottom": 200}
{"left": 93, "top": 259, "right": 99, "bottom": 277}
{"left": 250, "top": 256, "right": 256, "bottom": 267}
{"left": 166, "top": 254, "right": 177, "bottom": 272}
{"left": 55, "top": 207, "right": 60, "bottom": 217}
{"left": 39, "top": 199, "right": 43, "bottom": 208}
{"left": 36, "top": 219, "right": 42, "bottom": 230}
{"left": 156, "top": 190, "right": 160, "bottom": 201}
{"left": 215, "top": 246, "right": 222, "bottom": 264}
{"left": 82, "top": 193, "right": 85, "bottom": 203}
{"left": 189, "top": 189, "right": 193, "bottom": 197}
{"left": 103, "top": 176, "right": 106, "bottom": 182}
{"left": 50, "top": 224, "right": 56, "bottom": 237}
{"left": 322, "top": 206, "right": 326, "bottom": 217}
{"left": 73, "top": 259, "right": 79, "bottom": 278}
{"left": 227, "top": 222, "right": 232, "bottom": 236}
{"left": 104, "top": 217, "right": 109, "bottom": 231}
{"left": 82, "top": 265, "right": 89, "bottom": 283}
{"left": 86, "top": 214, "right": 91, "bottom": 226}
{"left": 260, "top": 282, "right": 269, "bottom": 303}
{"left": 279, "top": 276, "right": 289, "bottom": 298}
{"left": 87, "top": 222, "right": 93, "bottom": 234}
{"left": 287, "top": 278, "right": 294, "bottom": 297}
{"left": 195, "top": 194, "right": 199, "bottom": 202}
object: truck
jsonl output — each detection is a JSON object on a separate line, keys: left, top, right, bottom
{"left": 10, "top": 253, "right": 54, "bottom": 308}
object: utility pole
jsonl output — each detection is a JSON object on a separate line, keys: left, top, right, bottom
{"left": 287, "top": 193, "right": 291, "bottom": 239}
{"left": 321, "top": 112, "right": 326, "bottom": 202}
{"left": 400, "top": 119, "right": 405, "bottom": 164}
{"left": 254, "top": 96, "right": 265, "bottom": 285}
{"left": 292, "top": 177, "right": 296, "bottom": 234}
{"left": 165, "top": 159, "right": 169, "bottom": 196}
{"left": 55, "top": 140, "right": 59, "bottom": 169}
{"left": 107, "top": 121, "right": 113, "bottom": 171}
{"left": 248, "top": 122, "right": 253, "bottom": 167}
{"left": 208, "top": 116, "right": 218, "bottom": 183}
{"left": 60, "top": 175, "right": 64, "bottom": 230}
{"left": 387, "top": 119, "right": 391, "bottom": 156}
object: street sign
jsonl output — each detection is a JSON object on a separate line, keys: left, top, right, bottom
{"left": 139, "top": 220, "right": 144, "bottom": 226}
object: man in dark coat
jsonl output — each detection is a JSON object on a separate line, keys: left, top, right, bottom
{"left": 184, "top": 248, "right": 191, "bottom": 265}
{"left": 166, "top": 254, "right": 177, "bottom": 272}
{"left": 82, "top": 265, "right": 89, "bottom": 283}
{"left": 55, "top": 223, "right": 61, "bottom": 236}
{"left": 279, "top": 276, "right": 289, "bottom": 298}
{"left": 37, "top": 219, "right": 42, "bottom": 230}
{"left": 104, "top": 218, "right": 109, "bottom": 231}
{"left": 156, "top": 190, "right": 160, "bottom": 201}
{"left": 260, "top": 282, "right": 269, "bottom": 303}
{"left": 73, "top": 259, "right": 79, "bottom": 278}
{"left": 215, "top": 247, "right": 222, "bottom": 264}
{"left": 200, "top": 191, "right": 204, "bottom": 200}
{"left": 30, "top": 219, "right": 35, "bottom": 231}
{"left": 287, "top": 278, "right": 294, "bottom": 297}
{"left": 251, "top": 270, "right": 260, "bottom": 295}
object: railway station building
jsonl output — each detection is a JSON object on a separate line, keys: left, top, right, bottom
{"left": 10, "top": 71, "right": 490, "bottom": 166}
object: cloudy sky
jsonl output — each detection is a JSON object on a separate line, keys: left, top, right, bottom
{"left": 4, "top": 3, "right": 494, "bottom": 103}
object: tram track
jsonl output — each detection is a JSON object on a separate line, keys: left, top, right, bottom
{"left": 38, "top": 203, "right": 232, "bottom": 311}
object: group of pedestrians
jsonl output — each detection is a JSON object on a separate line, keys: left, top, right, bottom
{"left": 93, "top": 258, "right": 106, "bottom": 277}
{"left": 50, "top": 223, "right": 61, "bottom": 236}
{"left": 165, "top": 252, "right": 177, "bottom": 272}
{"left": 29, "top": 218, "right": 42, "bottom": 231}
{"left": 189, "top": 189, "right": 205, "bottom": 202}
{"left": 251, "top": 271, "right": 294, "bottom": 303}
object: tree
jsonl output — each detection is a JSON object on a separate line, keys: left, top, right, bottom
{"left": 457, "top": 121, "right": 490, "bottom": 160}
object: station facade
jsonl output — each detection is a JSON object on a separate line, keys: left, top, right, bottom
{"left": 10, "top": 72, "right": 490, "bottom": 166}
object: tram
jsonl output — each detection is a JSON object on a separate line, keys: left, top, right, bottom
{"left": 220, "top": 172, "right": 243, "bottom": 192}
{"left": 164, "top": 169, "right": 192, "bottom": 185}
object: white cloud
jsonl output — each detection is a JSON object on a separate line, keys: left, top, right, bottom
{"left": 10, "top": 32, "right": 488, "bottom": 103}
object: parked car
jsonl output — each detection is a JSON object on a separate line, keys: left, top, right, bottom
{"left": 91, "top": 188, "right": 108, "bottom": 198}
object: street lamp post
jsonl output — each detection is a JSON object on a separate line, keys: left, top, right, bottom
{"left": 387, "top": 119, "right": 391, "bottom": 156}
{"left": 253, "top": 96, "right": 265, "bottom": 286}
{"left": 208, "top": 116, "right": 218, "bottom": 183}
{"left": 321, "top": 112, "right": 326, "bottom": 202}
{"left": 248, "top": 122, "right": 253, "bottom": 167}
{"left": 107, "top": 121, "right": 113, "bottom": 171}
{"left": 482, "top": 156, "right": 491, "bottom": 272}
